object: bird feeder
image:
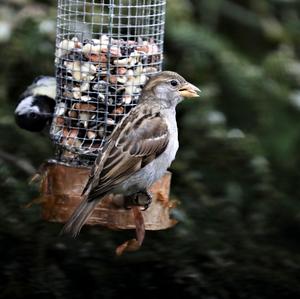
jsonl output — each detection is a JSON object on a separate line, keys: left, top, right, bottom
{"left": 51, "top": 0, "right": 167, "bottom": 163}
{"left": 37, "top": 0, "right": 176, "bottom": 252}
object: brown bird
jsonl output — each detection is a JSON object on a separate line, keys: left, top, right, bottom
{"left": 62, "top": 71, "right": 200, "bottom": 237}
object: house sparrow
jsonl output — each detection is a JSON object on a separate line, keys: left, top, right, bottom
{"left": 15, "top": 76, "right": 56, "bottom": 132}
{"left": 62, "top": 71, "right": 200, "bottom": 237}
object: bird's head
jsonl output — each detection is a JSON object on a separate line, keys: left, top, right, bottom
{"left": 141, "top": 71, "right": 201, "bottom": 108}
{"left": 15, "top": 95, "right": 54, "bottom": 132}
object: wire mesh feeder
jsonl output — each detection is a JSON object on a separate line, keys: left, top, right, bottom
{"left": 51, "top": 0, "right": 166, "bottom": 166}
{"left": 37, "top": 0, "right": 177, "bottom": 252}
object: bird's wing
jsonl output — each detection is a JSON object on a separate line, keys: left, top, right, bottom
{"left": 82, "top": 105, "right": 169, "bottom": 201}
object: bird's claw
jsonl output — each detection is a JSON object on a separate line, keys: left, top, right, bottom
{"left": 137, "top": 190, "right": 152, "bottom": 211}
{"left": 124, "top": 190, "right": 152, "bottom": 211}
{"left": 141, "top": 203, "right": 150, "bottom": 211}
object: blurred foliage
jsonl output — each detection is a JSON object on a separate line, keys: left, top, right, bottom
{"left": 1, "top": 0, "right": 300, "bottom": 298}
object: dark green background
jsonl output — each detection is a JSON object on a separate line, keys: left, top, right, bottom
{"left": 1, "top": 0, "right": 300, "bottom": 298}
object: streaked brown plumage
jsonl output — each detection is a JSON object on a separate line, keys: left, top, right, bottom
{"left": 62, "top": 71, "right": 200, "bottom": 237}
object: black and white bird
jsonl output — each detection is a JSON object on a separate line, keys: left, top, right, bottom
{"left": 15, "top": 76, "right": 56, "bottom": 132}
{"left": 62, "top": 71, "right": 200, "bottom": 237}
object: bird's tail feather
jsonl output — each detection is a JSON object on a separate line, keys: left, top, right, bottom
{"left": 60, "top": 198, "right": 99, "bottom": 238}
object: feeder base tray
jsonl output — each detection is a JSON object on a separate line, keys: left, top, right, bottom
{"left": 39, "top": 162, "right": 177, "bottom": 231}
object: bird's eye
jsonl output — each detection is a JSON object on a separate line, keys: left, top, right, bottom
{"left": 170, "top": 80, "right": 179, "bottom": 87}
{"left": 29, "top": 112, "right": 38, "bottom": 119}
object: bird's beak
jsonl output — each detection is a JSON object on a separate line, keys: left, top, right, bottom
{"left": 40, "top": 112, "right": 53, "bottom": 117}
{"left": 179, "top": 82, "right": 201, "bottom": 98}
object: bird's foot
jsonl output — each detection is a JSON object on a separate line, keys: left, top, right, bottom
{"left": 124, "top": 190, "right": 152, "bottom": 211}
{"left": 138, "top": 190, "right": 153, "bottom": 210}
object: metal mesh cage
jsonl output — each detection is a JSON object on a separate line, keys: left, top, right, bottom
{"left": 50, "top": 0, "right": 166, "bottom": 166}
